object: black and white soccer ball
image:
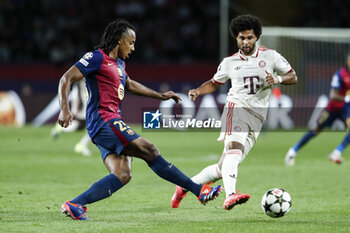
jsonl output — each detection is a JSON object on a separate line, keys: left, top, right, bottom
{"left": 261, "top": 188, "right": 292, "bottom": 218}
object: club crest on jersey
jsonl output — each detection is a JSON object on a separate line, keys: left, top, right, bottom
{"left": 127, "top": 129, "right": 135, "bottom": 135}
{"left": 117, "top": 68, "right": 123, "bottom": 77}
{"left": 234, "top": 126, "right": 241, "bottom": 132}
{"left": 83, "top": 52, "right": 93, "bottom": 60}
{"left": 118, "top": 84, "right": 124, "bottom": 100}
{"left": 258, "top": 60, "right": 266, "bottom": 68}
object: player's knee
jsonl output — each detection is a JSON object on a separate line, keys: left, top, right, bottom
{"left": 139, "top": 141, "right": 159, "bottom": 160}
{"left": 119, "top": 171, "right": 132, "bottom": 184}
{"left": 147, "top": 144, "right": 159, "bottom": 156}
{"left": 128, "top": 138, "right": 160, "bottom": 162}
{"left": 113, "top": 170, "right": 131, "bottom": 185}
{"left": 226, "top": 141, "right": 244, "bottom": 154}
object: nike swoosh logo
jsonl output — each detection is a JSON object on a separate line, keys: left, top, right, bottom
{"left": 168, "top": 163, "right": 173, "bottom": 168}
{"left": 108, "top": 62, "right": 114, "bottom": 66}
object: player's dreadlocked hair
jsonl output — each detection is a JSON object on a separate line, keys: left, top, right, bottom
{"left": 95, "top": 18, "right": 135, "bottom": 54}
{"left": 229, "top": 15, "right": 262, "bottom": 40}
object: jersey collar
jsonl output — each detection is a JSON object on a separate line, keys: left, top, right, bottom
{"left": 100, "top": 49, "right": 118, "bottom": 61}
{"left": 238, "top": 47, "right": 259, "bottom": 60}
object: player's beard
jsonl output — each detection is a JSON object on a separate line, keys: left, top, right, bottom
{"left": 240, "top": 44, "right": 256, "bottom": 56}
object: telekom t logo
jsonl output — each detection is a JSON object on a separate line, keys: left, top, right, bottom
{"left": 243, "top": 76, "right": 260, "bottom": 94}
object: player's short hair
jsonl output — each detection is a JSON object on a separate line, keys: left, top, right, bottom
{"left": 229, "top": 15, "right": 262, "bottom": 40}
{"left": 95, "top": 18, "right": 135, "bottom": 54}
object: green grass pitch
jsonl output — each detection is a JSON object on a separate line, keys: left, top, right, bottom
{"left": 1, "top": 125, "right": 350, "bottom": 233}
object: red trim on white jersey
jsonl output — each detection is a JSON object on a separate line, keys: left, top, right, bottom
{"left": 258, "top": 47, "right": 271, "bottom": 51}
{"left": 238, "top": 47, "right": 259, "bottom": 60}
{"left": 211, "top": 78, "right": 224, "bottom": 84}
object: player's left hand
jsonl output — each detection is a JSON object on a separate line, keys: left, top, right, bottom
{"left": 265, "top": 70, "right": 279, "bottom": 85}
{"left": 161, "top": 91, "right": 182, "bottom": 104}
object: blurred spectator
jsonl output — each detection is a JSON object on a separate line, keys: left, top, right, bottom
{"left": 299, "top": 0, "right": 350, "bottom": 27}
{"left": 1, "top": 0, "right": 220, "bottom": 65}
{"left": 0, "top": 0, "right": 348, "bottom": 66}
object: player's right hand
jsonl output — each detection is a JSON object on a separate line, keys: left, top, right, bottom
{"left": 58, "top": 109, "right": 73, "bottom": 128}
{"left": 188, "top": 89, "right": 200, "bottom": 101}
{"left": 265, "top": 70, "right": 279, "bottom": 85}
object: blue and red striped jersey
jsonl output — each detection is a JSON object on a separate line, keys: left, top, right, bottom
{"left": 75, "top": 49, "right": 128, "bottom": 138}
{"left": 327, "top": 67, "right": 350, "bottom": 112}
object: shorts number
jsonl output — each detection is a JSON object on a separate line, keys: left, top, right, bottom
{"left": 318, "top": 111, "right": 329, "bottom": 125}
{"left": 113, "top": 121, "right": 129, "bottom": 132}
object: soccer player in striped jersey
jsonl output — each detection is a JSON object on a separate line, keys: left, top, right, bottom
{"left": 285, "top": 53, "right": 350, "bottom": 166}
{"left": 171, "top": 14, "right": 297, "bottom": 210}
{"left": 58, "top": 18, "right": 222, "bottom": 220}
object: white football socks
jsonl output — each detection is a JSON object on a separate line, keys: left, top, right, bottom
{"left": 191, "top": 164, "right": 222, "bottom": 185}
{"left": 221, "top": 149, "right": 242, "bottom": 197}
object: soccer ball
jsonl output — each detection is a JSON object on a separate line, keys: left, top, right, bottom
{"left": 261, "top": 188, "right": 292, "bottom": 218}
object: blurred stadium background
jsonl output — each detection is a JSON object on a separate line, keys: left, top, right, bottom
{"left": 1, "top": 1, "right": 350, "bottom": 231}
{"left": 0, "top": 0, "right": 349, "bottom": 128}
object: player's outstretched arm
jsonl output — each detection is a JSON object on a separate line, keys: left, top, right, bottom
{"left": 58, "top": 65, "right": 84, "bottom": 128}
{"left": 125, "top": 77, "right": 182, "bottom": 103}
{"left": 188, "top": 80, "right": 221, "bottom": 101}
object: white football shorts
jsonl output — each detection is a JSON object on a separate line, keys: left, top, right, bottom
{"left": 217, "top": 101, "right": 263, "bottom": 162}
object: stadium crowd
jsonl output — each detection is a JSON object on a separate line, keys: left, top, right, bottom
{"left": 1, "top": 0, "right": 219, "bottom": 65}
{"left": 0, "top": 0, "right": 348, "bottom": 65}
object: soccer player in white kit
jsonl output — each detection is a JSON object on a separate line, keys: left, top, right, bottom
{"left": 171, "top": 14, "right": 298, "bottom": 210}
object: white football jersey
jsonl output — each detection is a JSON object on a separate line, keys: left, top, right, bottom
{"left": 212, "top": 47, "right": 292, "bottom": 120}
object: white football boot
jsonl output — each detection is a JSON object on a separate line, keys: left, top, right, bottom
{"left": 284, "top": 147, "right": 297, "bottom": 166}
{"left": 328, "top": 149, "right": 343, "bottom": 164}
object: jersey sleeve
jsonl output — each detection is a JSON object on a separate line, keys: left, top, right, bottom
{"left": 273, "top": 50, "right": 293, "bottom": 75}
{"left": 330, "top": 70, "right": 342, "bottom": 90}
{"left": 212, "top": 59, "right": 229, "bottom": 84}
{"left": 74, "top": 50, "right": 103, "bottom": 76}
